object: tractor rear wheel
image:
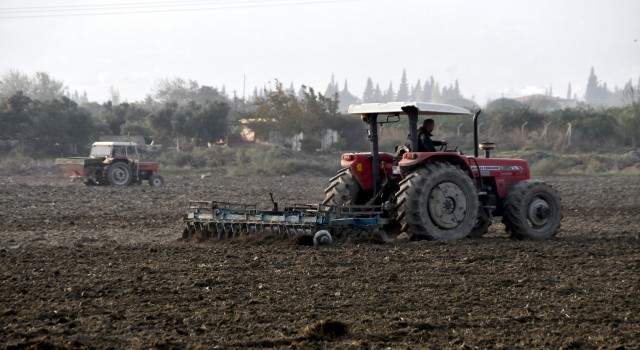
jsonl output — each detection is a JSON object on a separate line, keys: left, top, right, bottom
{"left": 396, "top": 163, "right": 479, "bottom": 240}
{"left": 322, "top": 168, "right": 363, "bottom": 206}
{"left": 107, "top": 162, "right": 132, "bottom": 186}
{"left": 502, "top": 180, "right": 562, "bottom": 240}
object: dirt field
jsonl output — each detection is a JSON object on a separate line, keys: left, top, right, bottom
{"left": 0, "top": 173, "right": 638, "bottom": 349}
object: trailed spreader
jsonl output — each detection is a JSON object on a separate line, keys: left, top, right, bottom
{"left": 181, "top": 200, "right": 389, "bottom": 242}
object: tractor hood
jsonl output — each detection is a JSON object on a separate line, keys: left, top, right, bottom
{"left": 347, "top": 101, "right": 472, "bottom": 116}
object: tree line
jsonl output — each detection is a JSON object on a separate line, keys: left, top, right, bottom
{"left": 0, "top": 73, "right": 234, "bottom": 156}
{"left": 482, "top": 99, "right": 640, "bottom": 151}
{"left": 0, "top": 72, "right": 367, "bottom": 157}
{"left": 1, "top": 69, "right": 639, "bottom": 158}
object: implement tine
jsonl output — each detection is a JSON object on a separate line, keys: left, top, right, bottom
{"left": 183, "top": 200, "right": 387, "bottom": 243}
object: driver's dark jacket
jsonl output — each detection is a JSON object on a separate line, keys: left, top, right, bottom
{"left": 417, "top": 126, "right": 444, "bottom": 152}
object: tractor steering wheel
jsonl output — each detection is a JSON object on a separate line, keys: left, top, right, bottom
{"left": 439, "top": 144, "right": 459, "bottom": 152}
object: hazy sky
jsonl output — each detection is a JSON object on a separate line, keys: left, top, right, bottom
{"left": 1, "top": 0, "right": 639, "bottom": 105}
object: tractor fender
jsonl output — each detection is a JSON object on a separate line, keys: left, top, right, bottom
{"left": 398, "top": 152, "right": 473, "bottom": 178}
{"left": 340, "top": 152, "right": 397, "bottom": 191}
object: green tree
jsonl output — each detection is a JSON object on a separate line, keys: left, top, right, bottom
{"left": 0, "top": 70, "right": 66, "bottom": 101}
{"left": 324, "top": 74, "right": 339, "bottom": 99}
{"left": 120, "top": 121, "right": 152, "bottom": 141}
{"left": 0, "top": 92, "right": 33, "bottom": 140}
{"left": 485, "top": 98, "right": 525, "bottom": 113}
{"left": 153, "top": 78, "right": 227, "bottom": 105}
{"left": 148, "top": 101, "right": 179, "bottom": 144}
{"left": 412, "top": 80, "right": 423, "bottom": 101}
{"left": 246, "top": 81, "right": 304, "bottom": 140}
{"left": 491, "top": 107, "right": 544, "bottom": 135}
{"left": 373, "top": 84, "right": 382, "bottom": 102}
{"left": 181, "top": 100, "right": 229, "bottom": 143}
{"left": 338, "top": 80, "right": 358, "bottom": 112}
{"left": 382, "top": 82, "right": 394, "bottom": 102}
{"left": 0, "top": 70, "right": 32, "bottom": 99}
{"left": 362, "top": 78, "right": 375, "bottom": 103}
{"left": 65, "top": 101, "right": 94, "bottom": 153}
{"left": 246, "top": 81, "right": 340, "bottom": 148}
{"left": 616, "top": 102, "right": 640, "bottom": 147}
{"left": 29, "top": 97, "right": 93, "bottom": 155}
{"left": 101, "top": 101, "right": 128, "bottom": 135}
{"left": 396, "top": 69, "right": 410, "bottom": 101}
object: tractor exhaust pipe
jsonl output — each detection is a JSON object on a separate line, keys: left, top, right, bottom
{"left": 473, "top": 109, "right": 482, "bottom": 158}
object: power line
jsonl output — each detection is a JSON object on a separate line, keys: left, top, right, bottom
{"left": 0, "top": 0, "right": 357, "bottom": 19}
{"left": 0, "top": 0, "right": 289, "bottom": 12}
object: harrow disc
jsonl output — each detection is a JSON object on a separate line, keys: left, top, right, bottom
{"left": 181, "top": 201, "right": 388, "bottom": 244}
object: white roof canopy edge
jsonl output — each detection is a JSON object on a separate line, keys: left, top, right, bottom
{"left": 347, "top": 101, "right": 472, "bottom": 116}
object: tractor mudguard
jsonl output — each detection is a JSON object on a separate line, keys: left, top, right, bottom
{"left": 341, "top": 152, "right": 397, "bottom": 191}
{"left": 398, "top": 152, "right": 474, "bottom": 178}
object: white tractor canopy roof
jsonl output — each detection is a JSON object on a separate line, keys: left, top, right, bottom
{"left": 92, "top": 141, "right": 139, "bottom": 147}
{"left": 348, "top": 101, "right": 472, "bottom": 116}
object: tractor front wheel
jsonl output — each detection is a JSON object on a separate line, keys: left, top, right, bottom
{"left": 148, "top": 174, "right": 164, "bottom": 187}
{"left": 107, "top": 163, "right": 132, "bottom": 186}
{"left": 396, "top": 163, "right": 479, "bottom": 240}
{"left": 502, "top": 180, "right": 562, "bottom": 240}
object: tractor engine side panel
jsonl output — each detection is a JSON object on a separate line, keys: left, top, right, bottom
{"left": 468, "top": 158, "right": 530, "bottom": 199}
{"left": 138, "top": 162, "right": 159, "bottom": 173}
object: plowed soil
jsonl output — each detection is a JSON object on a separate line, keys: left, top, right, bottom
{"left": 1, "top": 173, "right": 638, "bottom": 349}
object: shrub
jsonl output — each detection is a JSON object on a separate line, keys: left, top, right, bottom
{"left": 583, "top": 154, "right": 608, "bottom": 174}
{"left": 530, "top": 157, "right": 571, "bottom": 176}
{"left": 0, "top": 152, "right": 39, "bottom": 175}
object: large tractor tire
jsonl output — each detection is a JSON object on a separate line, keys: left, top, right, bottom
{"left": 502, "top": 180, "right": 562, "bottom": 240}
{"left": 106, "top": 162, "right": 132, "bottom": 186}
{"left": 396, "top": 163, "right": 479, "bottom": 240}
{"left": 322, "top": 168, "right": 362, "bottom": 206}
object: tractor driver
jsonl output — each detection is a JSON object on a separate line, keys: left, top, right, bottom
{"left": 417, "top": 118, "right": 447, "bottom": 152}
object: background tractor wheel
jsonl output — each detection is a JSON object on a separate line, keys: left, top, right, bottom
{"left": 322, "top": 168, "right": 362, "bottom": 206}
{"left": 502, "top": 180, "right": 562, "bottom": 240}
{"left": 107, "top": 163, "right": 132, "bottom": 186}
{"left": 396, "top": 163, "right": 479, "bottom": 240}
{"left": 148, "top": 174, "right": 164, "bottom": 187}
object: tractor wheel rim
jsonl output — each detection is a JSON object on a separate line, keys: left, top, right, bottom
{"left": 428, "top": 182, "right": 467, "bottom": 229}
{"left": 528, "top": 197, "right": 551, "bottom": 227}
{"left": 115, "top": 170, "right": 124, "bottom": 181}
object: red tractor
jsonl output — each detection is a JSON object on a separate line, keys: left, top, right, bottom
{"left": 322, "top": 102, "right": 562, "bottom": 240}
{"left": 55, "top": 141, "right": 164, "bottom": 187}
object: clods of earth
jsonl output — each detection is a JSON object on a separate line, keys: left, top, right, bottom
{"left": 0, "top": 174, "right": 638, "bottom": 349}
